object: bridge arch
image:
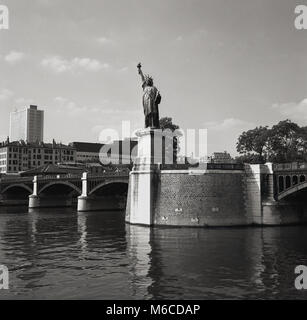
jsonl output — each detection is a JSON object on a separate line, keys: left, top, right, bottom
{"left": 89, "top": 180, "right": 128, "bottom": 196}
{"left": 38, "top": 181, "right": 82, "bottom": 195}
{"left": 1, "top": 184, "right": 32, "bottom": 195}
{"left": 277, "top": 181, "right": 307, "bottom": 200}
{"left": 285, "top": 175, "right": 291, "bottom": 189}
{"left": 278, "top": 176, "right": 284, "bottom": 192}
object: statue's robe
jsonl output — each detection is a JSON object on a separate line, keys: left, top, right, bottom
{"left": 142, "top": 83, "right": 161, "bottom": 128}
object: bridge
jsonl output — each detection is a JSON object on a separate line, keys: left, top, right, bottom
{"left": 273, "top": 163, "right": 307, "bottom": 201}
{"left": 0, "top": 172, "right": 129, "bottom": 210}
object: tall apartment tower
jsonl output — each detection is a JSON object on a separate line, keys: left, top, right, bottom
{"left": 9, "top": 105, "right": 44, "bottom": 143}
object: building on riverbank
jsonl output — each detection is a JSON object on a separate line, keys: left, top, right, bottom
{"left": 0, "top": 140, "right": 76, "bottom": 174}
{"left": 210, "top": 152, "right": 236, "bottom": 164}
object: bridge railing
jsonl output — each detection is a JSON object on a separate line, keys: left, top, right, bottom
{"left": 161, "top": 163, "right": 244, "bottom": 171}
{"left": 0, "top": 176, "right": 34, "bottom": 184}
{"left": 87, "top": 171, "right": 130, "bottom": 179}
{"left": 273, "top": 162, "right": 307, "bottom": 172}
{"left": 37, "top": 174, "right": 83, "bottom": 181}
{"left": 206, "top": 163, "right": 244, "bottom": 170}
{"left": 0, "top": 171, "right": 130, "bottom": 184}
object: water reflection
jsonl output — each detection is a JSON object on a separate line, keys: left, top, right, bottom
{"left": 0, "top": 207, "right": 307, "bottom": 299}
{"left": 77, "top": 212, "right": 88, "bottom": 253}
{"left": 126, "top": 225, "right": 153, "bottom": 299}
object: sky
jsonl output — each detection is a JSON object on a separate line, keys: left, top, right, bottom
{"left": 0, "top": 0, "right": 307, "bottom": 155}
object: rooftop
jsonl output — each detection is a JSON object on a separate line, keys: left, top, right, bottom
{"left": 0, "top": 140, "right": 76, "bottom": 150}
{"left": 20, "top": 164, "right": 84, "bottom": 177}
{"left": 69, "top": 142, "right": 105, "bottom": 153}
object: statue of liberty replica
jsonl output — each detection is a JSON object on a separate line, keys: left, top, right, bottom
{"left": 137, "top": 63, "right": 161, "bottom": 129}
{"left": 126, "top": 64, "right": 164, "bottom": 226}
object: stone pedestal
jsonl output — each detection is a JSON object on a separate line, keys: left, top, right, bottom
{"left": 125, "top": 129, "right": 163, "bottom": 226}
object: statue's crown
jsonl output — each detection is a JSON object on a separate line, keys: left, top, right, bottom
{"left": 145, "top": 74, "right": 153, "bottom": 85}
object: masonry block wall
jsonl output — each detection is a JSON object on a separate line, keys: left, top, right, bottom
{"left": 243, "top": 164, "right": 263, "bottom": 225}
{"left": 152, "top": 170, "right": 249, "bottom": 227}
{"left": 126, "top": 161, "right": 307, "bottom": 227}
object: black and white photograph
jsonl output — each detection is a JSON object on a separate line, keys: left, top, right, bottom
{"left": 1, "top": 0, "right": 307, "bottom": 306}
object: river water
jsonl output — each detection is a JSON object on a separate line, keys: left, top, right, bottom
{"left": 0, "top": 206, "right": 306, "bottom": 300}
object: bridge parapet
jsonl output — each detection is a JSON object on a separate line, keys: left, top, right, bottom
{"left": 0, "top": 176, "right": 33, "bottom": 184}
{"left": 36, "top": 174, "right": 82, "bottom": 181}
{"left": 273, "top": 162, "right": 307, "bottom": 172}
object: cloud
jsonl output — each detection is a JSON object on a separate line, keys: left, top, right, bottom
{"left": 96, "top": 37, "right": 114, "bottom": 45}
{"left": 0, "top": 134, "right": 8, "bottom": 143}
{"left": 174, "top": 29, "right": 208, "bottom": 44}
{"left": 0, "top": 88, "right": 13, "bottom": 101}
{"left": 54, "top": 97, "right": 84, "bottom": 115}
{"left": 41, "top": 56, "right": 109, "bottom": 73}
{"left": 272, "top": 99, "right": 307, "bottom": 123}
{"left": 118, "top": 66, "right": 129, "bottom": 72}
{"left": 4, "top": 51, "right": 25, "bottom": 64}
{"left": 204, "top": 118, "right": 254, "bottom": 132}
{"left": 54, "top": 96, "right": 140, "bottom": 118}
{"left": 15, "top": 97, "right": 35, "bottom": 106}
{"left": 203, "top": 118, "right": 255, "bottom": 155}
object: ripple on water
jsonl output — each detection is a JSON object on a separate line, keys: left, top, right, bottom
{"left": 0, "top": 208, "right": 307, "bottom": 299}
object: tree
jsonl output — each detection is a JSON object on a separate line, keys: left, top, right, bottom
{"left": 159, "top": 117, "right": 180, "bottom": 131}
{"left": 159, "top": 117, "right": 181, "bottom": 164}
{"left": 236, "top": 126, "right": 269, "bottom": 163}
{"left": 236, "top": 119, "right": 307, "bottom": 163}
{"left": 267, "top": 120, "right": 301, "bottom": 162}
{"left": 299, "top": 126, "right": 307, "bottom": 161}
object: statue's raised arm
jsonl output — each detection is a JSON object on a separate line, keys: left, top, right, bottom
{"left": 137, "top": 63, "right": 161, "bottom": 129}
{"left": 137, "top": 63, "right": 145, "bottom": 83}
